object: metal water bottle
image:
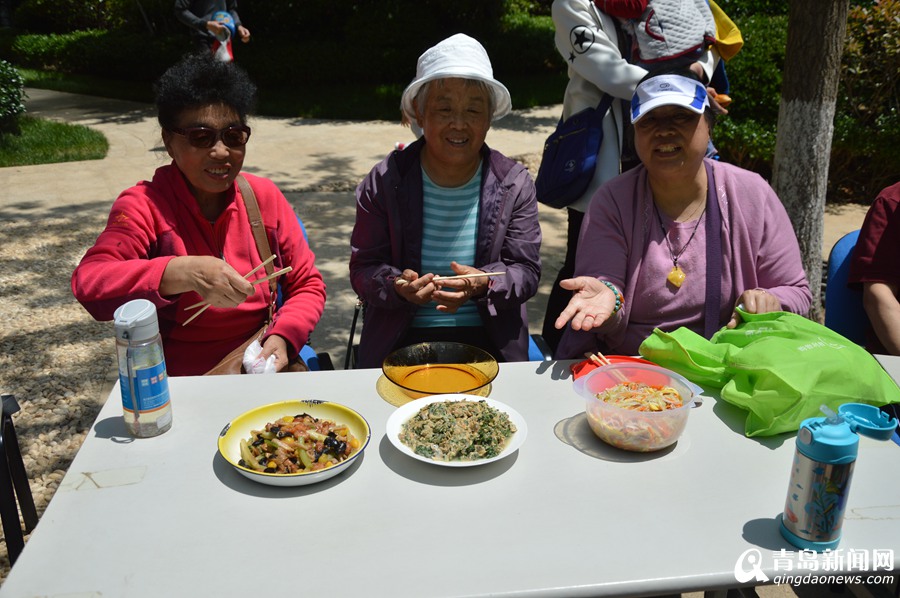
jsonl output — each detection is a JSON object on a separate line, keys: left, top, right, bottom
{"left": 780, "top": 403, "right": 897, "bottom": 551}
{"left": 114, "top": 299, "right": 173, "bottom": 438}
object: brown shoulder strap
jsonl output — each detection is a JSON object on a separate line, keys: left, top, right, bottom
{"left": 237, "top": 175, "right": 277, "bottom": 320}
{"left": 237, "top": 175, "right": 275, "bottom": 281}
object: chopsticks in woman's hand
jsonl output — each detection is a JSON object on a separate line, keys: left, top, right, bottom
{"left": 182, "top": 256, "right": 286, "bottom": 326}
{"left": 182, "top": 303, "right": 212, "bottom": 326}
{"left": 432, "top": 271, "right": 506, "bottom": 282}
{"left": 185, "top": 255, "right": 276, "bottom": 311}
{"left": 250, "top": 266, "right": 292, "bottom": 286}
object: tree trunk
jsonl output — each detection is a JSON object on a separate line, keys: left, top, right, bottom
{"left": 771, "top": 0, "right": 849, "bottom": 323}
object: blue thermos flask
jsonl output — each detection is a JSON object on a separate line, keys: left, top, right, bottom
{"left": 780, "top": 403, "right": 897, "bottom": 551}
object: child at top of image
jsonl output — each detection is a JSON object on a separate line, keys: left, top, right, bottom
{"left": 595, "top": 0, "right": 717, "bottom": 68}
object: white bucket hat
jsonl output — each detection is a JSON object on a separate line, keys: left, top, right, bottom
{"left": 400, "top": 33, "right": 512, "bottom": 126}
{"left": 631, "top": 74, "right": 709, "bottom": 123}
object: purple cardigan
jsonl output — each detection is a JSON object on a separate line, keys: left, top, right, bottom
{"left": 349, "top": 139, "right": 542, "bottom": 369}
{"left": 557, "top": 159, "right": 812, "bottom": 358}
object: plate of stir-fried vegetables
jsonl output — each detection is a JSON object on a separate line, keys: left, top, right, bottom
{"left": 218, "top": 400, "right": 371, "bottom": 486}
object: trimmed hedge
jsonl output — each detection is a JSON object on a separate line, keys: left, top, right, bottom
{"left": 0, "top": 59, "right": 25, "bottom": 135}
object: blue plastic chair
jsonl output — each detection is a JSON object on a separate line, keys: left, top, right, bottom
{"left": 824, "top": 230, "right": 869, "bottom": 346}
{"left": 276, "top": 215, "right": 332, "bottom": 371}
{"left": 528, "top": 334, "right": 553, "bottom": 362}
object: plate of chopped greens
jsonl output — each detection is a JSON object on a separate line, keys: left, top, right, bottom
{"left": 386, "top": 394, "right": 527, "bottom": 467}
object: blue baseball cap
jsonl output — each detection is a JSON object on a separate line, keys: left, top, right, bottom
{"left": 631, "top": 75, "right": 709, "bottom": 123}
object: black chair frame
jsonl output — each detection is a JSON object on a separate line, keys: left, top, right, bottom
{"left": 0, "top": 394, "right": 38, "bottom": 566}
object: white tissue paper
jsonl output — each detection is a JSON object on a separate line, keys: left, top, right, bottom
{"left": 242, "top": 340, "right": 276, "bottom": 374}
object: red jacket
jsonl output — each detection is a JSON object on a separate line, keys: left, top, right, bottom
{"left": 72, "top": 164, "right": 326, "bottom": 376}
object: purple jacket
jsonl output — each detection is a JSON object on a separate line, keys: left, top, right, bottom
{"left": 349, "top": 139, "right": 542, "bottom": 369}
{"left": 558, "top": 159, "right": 812, "bottom": 358}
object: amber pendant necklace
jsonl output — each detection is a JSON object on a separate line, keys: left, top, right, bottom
{"left": 654, "top": 201, "right": 706, "bottom": 288}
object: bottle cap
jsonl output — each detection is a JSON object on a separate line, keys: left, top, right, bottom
{"left": 839, "top": 403, "right": 898, "bottom": 441}
{"left": 797, "top": 402, "right": 899, "bottom": 463}
{"left": 113, "top": 299, "right": 160, "bottom": 342}
{"left": 797, "top": 413, "right": 858, "bottom": 464}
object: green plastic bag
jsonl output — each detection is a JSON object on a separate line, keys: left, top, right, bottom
{"left": 639, "top": 309, "right": 900, "bottom": 437}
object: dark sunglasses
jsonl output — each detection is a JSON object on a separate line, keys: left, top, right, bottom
{"left": 168, "top": 125, "right": 251, "bottom": 149}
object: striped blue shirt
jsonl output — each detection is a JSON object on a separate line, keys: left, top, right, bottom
{"left": 412, "top": 168, "right": 483, "bottom": 328}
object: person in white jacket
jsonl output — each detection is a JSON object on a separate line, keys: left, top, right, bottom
{"left": 541, "top": 0, "right": 718, "bottom": 353}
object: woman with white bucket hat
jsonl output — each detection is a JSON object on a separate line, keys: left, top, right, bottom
{"left": 349, "top": 34, "right": 542, "bottom": 369}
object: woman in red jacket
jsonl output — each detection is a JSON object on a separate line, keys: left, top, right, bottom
{"left": 72, "top": 53, "right": 325, "bottom": 375}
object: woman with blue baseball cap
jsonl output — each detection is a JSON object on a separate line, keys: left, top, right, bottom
{"left": 554, "top": 67, "right": 812, "bottom": 358}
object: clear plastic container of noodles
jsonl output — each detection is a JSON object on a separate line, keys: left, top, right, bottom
{"left": 573, "top": 363, "right": 696, "bottom": 452}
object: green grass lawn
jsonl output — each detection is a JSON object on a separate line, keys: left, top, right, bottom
{"left": 0, "top": 115, "right": 108, "bottom": 167}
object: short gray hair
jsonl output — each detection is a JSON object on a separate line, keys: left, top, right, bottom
{"left": 414, "top": 78, "right": 495, "bottom": 117}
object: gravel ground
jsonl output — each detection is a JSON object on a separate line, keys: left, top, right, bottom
{"left": 0, "top": 203, "right": 118, "bottom": 578}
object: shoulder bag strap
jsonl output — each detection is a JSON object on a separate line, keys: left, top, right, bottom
{"left": 237, "top": 175, "right": 276, "bottom": 320}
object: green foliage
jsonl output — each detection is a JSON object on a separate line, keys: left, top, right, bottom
{"left": 713, "top": 0, "right": 787, "bottom": 18}
{"left": 714, "top": 118, "right": 776, "bottom": 180}
{"left": 716, "top": 4, "right": 899, "bottom": 203}
{"left": 14, "top": 0, "right": 117, "bottom": 33}
{"left": 491, "top": 13, "right": 561, "bottom": 77}
{"left": 0, "top": 59, "right": 26, "bottom": 135}
{"left": 834, "top": 0, "right": 900, "bottom": 201}
{"left": 8, "top": 30, "right": 182, "bottom": 81}
{"left": 0, "top": 114, "right": 108, "bottom": 166}
{"left": 710, "top": 15, "right": 786, "bottom": 170}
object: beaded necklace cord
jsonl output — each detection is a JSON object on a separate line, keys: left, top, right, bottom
{"left": 654, "top": 201, "right": 706, "bottom": 288}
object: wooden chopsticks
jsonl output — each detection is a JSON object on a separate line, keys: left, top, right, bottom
{"left": 182, "top": 256, "right": 292, "bottom": 326}
{"left": 585, "top": 351, "right": 611, "bottom": 367}
{"left": 433, "top": 271, "right": 506, "bottom": 282}
{"left": 585, "top": 351, "right": 628, "bottom": 381}
{"left": 395, "top": 271, "right": 506, "bottom": 285}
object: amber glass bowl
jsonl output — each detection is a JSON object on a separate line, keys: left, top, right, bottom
{"left": 382, "top": 342, "right": 499, "bottom": 399}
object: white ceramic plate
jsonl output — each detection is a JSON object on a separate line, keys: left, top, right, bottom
{"left": 218, "top": 400, "right": 371, "bottom": 487}
{"left": 386, "top": 394, "right": 527, "bottom": 467}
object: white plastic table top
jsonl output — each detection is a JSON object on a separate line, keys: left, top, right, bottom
{"left": 3, "top": 360, "right": 898, "bottom": 597}
{"left": 876, "top": 354, "right": 900, "bottom": 385}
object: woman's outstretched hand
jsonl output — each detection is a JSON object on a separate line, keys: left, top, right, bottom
{"left": 554, "top": 277, "right": 619, "bottom": 332}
